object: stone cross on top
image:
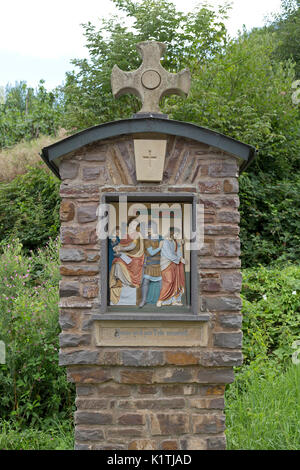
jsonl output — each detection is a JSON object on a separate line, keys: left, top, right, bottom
{"left": 111, "top": 41, "right": 191, "bottom": 115}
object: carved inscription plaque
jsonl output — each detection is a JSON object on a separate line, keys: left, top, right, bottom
{"left": 94, "top": 321, "right": 208, "bottom": 347}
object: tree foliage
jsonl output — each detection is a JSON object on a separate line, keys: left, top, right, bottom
{"left": 62, "top": 0, "right": 230, "bottom": 129}
{"left": 168, "top": 28, "right": 299, "bottom": 178}
{"left": 62, "top": 0, "right": 299, "bottom": 176}
{"left": 0, "top": 81, "right": 63, "bottom": 148}
{"left": 269, "top": 0, "right": 300, "bottom": 77}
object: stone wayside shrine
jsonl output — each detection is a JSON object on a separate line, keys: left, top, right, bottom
{"left": 41, "top": 41, "right": 256, "bottom": 451}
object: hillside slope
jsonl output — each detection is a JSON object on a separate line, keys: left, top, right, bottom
{"left": 0, "top": 129, "right": 67, "bottom": 182}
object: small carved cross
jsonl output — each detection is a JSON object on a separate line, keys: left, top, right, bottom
{"left": 143, "top": 150, "right": 157, "bottom": 168}
{"left": 111, "top": 41, "right": 191, "bottom": 114}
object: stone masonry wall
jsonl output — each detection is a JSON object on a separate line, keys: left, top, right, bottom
{"left": 58, "top": 134, "right": 243, "bottom": 450}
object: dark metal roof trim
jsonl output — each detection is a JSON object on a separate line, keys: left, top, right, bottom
{"left": 41, "top": 117, "right": 256, "bottom": 178}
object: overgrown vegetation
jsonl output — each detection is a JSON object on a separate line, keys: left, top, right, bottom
{"left": 0, "top": 419, "right": 74, "bottom": 450}
{"left": 0, "top": 165, "right": 60, "bottom": 251}
{"left": 226, "top": 363, "right": 300, "bottom": 450}
{"left": 0, "top": 0, "right": 299, "bottom": 451}
{"left": 0, "top": 239, "right": 75, "bottom": 425}
{"left": 0, "top": 81, "right": 63, "bottom": 148}
{"left": 0, "top": 129, "right": 67, "bottom": 182}
{"left": 241, "top": 264, "right": 300, "bottom": 365}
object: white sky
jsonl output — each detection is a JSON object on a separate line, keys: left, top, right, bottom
{"left": 0, "top": 0, "right": 283, "bottom": 90}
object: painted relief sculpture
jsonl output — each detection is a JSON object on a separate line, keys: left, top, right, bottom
{"left": 156, "top": 228, "right": 185, "bottom": 307}
{"left": 109, "top": 216, "right": 187, "bottom": 308}
{"left": 139, "top": 222, "right": 162, "bottom": 307}
{"left": 109, "top": 223, "right": 145, "bottom": 305}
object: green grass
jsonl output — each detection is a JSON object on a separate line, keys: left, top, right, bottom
{"left": 226, "top": 363, "right": 300, "bottom": 450}
{"left": 0, "top": 418, "right": 74, "bottom": 450}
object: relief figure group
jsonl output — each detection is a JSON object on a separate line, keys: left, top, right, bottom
{"left": 109, "top": 223, "right": 186, "bottom": 307}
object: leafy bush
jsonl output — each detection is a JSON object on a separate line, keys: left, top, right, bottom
{"left": 241, "top": 263, "right": 300, "bottom": 366}
{"left": 0, "top": 239, "right": 75, "bottom": 425}
{"left": 0, "top": 164, "right": 60, "bottom": 251}
{"left": 239, "top": 174, "right": 300, "bottom": 267}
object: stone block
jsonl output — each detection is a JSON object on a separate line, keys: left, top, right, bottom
{"left": 161, "top": 385, "right": 185, "bottom": 396}
{"left": 67, "top": 366, "right": 113, "bottom": 384}
{"left": 218, "top": 314, "right": 242, "bottom": 329}
{"left": 164, "top": 351, "right": 199, "bottom": 365}
{"left": 59, "top": 350, "right": 99, "bottom": 366}
{"left": 199, "top": 258, "right": 241, "bottom": 269}
{"left": 198, "top": 181, "right": 222, "bottom": 193}
{"left": 74, "top": 443, "right": 91, "bottom": 450}
{"left": 138, "top": 385, "right": 158, "bottom": 395}
{"left": 161, "top": 440, "right": 179, "bottom": 450}
{"left": 76, "top": 385, "right": 98, "bottom": 396}
{"left": 86, "top": 251, "right": 100, "bottom": 262}
{"left": 217, "top": 210, "right": 240, "bottom": 224}
{"left": 75, "top": 411, "right": 113, "bottom": 425}
{"left": 198, "top": 368, "right": 234, "bottom": 384}
{"left": 220, "top": 272, "right": 242, "bottom": 292}
{"left": 60, "top": 161, "right": 79, "bottom": 180}
{"left": 207, "top": 435, "right": 227, "bottom": 450}
{"left": 75, "top": 428, "right": 104, "bottom": 441}
{"left": 93, "top": 444, "right": 126, "bottom": 450}
{"left": 208, "top": 161, "right": 238, "bottom": 177}
{"left": 198, "top": 195, "right": 240, "bottom": 209}
{"left": 60, "top": 226, "right": 97, "bottom": 245}
{"left": 98, "top": 350, "right": 120, "bottom": 365}
{"left": 60, "top": 184, "right": 100, "bottom": 199}
{"left": 60, "top": 265, "right": 99, "bottom": 276}
{"left": 60, "top": 248, "right": 85, "bottom": 262}
{"left": 223, "top": 178, "right": 239, "bottom": 193}
{"left": 120, "top": 370, "right": 154, "bottom": 384}
{"left": 59, "top": 333, "right": 91, "bottom": 348}
{"left": 59, "top": 281, "right": 80, "bottom": 298}
{"left": 192, "top": 413, "right": 225, "bottom": 434}
{"left": 215, "top": 238, "right": 240, "bottom": 257}
{"left": 204, "top": 224, "right": 239, "bottom": 236}
{"left": 132, "top": 398, "right": 185, "bottom": 410}
{"left": 75, "top": 398, "right": 109, "bottom": 409}
{"left": 59, "top": 311, "right": 77, "bottom": 330}
{"left": 82, "top": 166, "right": 102, "bottom": 181}
{"left": 60, "top": 201, "right": 75, "bottom": 222}
{"left": 213, "top": 332, "right": 242, "bottom": 349}
{"left": 118, "top": 413, "right": 145, "bottom": 425}
{"left": 150, "top": 413, "right": 189, "bottom": 436}
{"left": 82, "top": 285, "right": 99, "bottom": 299}
{"left": 200, "top": 278, "right": 222, "bottom": 292}
{"left": 180, "top": 437, "right": 207, "bottom": 450}
{"left": 121, "top": 350, "right": 164, "bottom": 367}
{"left": 97, "top": 383, "right": 131, "bottom": 397}
{"left": 128, "top": 440, "right": 157, "bottom": 450}
{"left": 154, "top": 367, "right": 196, "bottom": 384}
{"left": 200, "top": 350, "right": 243, "bottom": 367}
{"left": 81, "top": 150, "right": 106, "bottom": 162}
{"left": 106, "top": 428, "right": 144, "bottom": 439}
{"left": 77, "top": 205, "right": 98, "bottom": 223}
{"left": 203, "top": 296, "right": 242, "bottom": 311}
{"left": 189, "top": 397, "right": 224, "bottom": 409}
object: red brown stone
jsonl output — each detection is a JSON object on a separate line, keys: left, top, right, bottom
{"left": 60, "top": 200, "right": 75, "bottom": 222}
{"left": 120, "top": 370, "right": 154, "bottom": 384}
{"left": 164, "top": 351, "right": 199, "bottom": 365}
